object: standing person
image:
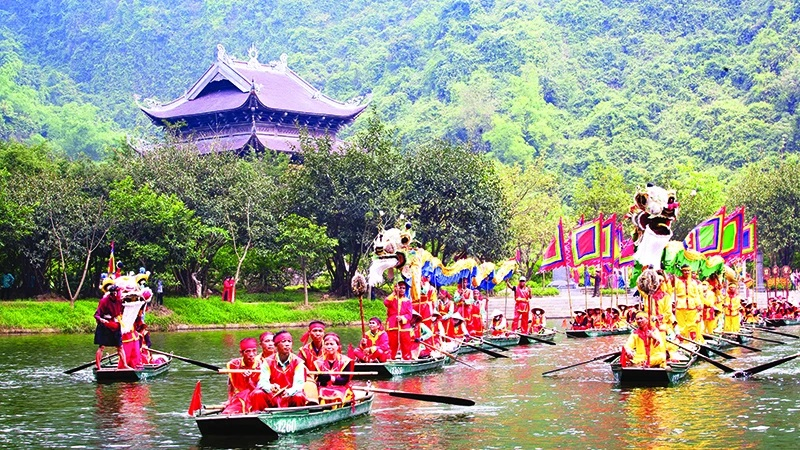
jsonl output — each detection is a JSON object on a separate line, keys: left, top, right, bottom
{"left": 674, "top": 265, "right": 703, "bottom": 342}
{"left": 297, "top": 321, "right": 326, "bottom": 370}
{"left": 723, "top": 284, "right": 743, "bottom": 333}
{"left": 155, "top": 279, "right": 164, "bottom": 306}
{"left": 1, "top": 271, "right": 14, "bottom": 299}
{"left": 251, "top": 331, "right": 307, "bottom": 410}
{"left": 592, "top": 270, "right": 601, "bottom": 297}
{"left": 384, "top": 280, "right": 414, "bottom": 360}
{"left": 622, "top": 312, "right": 667, "bottom": 368}
{"left": 312, "top": 333, "right": 354, "bottom": 405}
{"left": 352, "top": 317, "right": 390, "bottom": 363}
{"left": 506, "top": 276, "right": 531, "bottom": 332}
{"left": 221, "top": 337, "right": 262, "bottom": 415}
{"left": 93, "top": 285, "right": 128, "bottom": 369}
{"left": 222, "top": 276, "right": 235, "bottom": 303}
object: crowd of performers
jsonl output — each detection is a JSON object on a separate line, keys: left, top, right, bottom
{"left": 219, "top": 323, "right": 358, "bottom": 414}
{"left": 352, "top": 276, "right": 551, "bottom": 364}
{"left": 573, "top": 264, "right": 800, "bottom": 369}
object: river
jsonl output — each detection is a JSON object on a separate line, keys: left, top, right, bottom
{"left": 1, "top": 326, "right": 798, "bottom": 449}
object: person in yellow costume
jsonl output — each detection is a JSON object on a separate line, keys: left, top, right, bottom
{"left": 722, "top": 284, "right": 743, "bottom": 333}
{"left": 641, "top": 270, "right": 675, "bottom": 330}
{"left": 673, "top": 265, "right": 703, "bottom": 342}
{"left": 700, "top": 280, "right": 721, "bottom": 335}
{"left": 623, "top": 312, "right": 667, "bottom": 368}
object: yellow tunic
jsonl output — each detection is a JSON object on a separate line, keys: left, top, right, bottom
{"left": 674, "top": 277, "right": 702, "bottom": 341}
{"left": 624, "top": 328, "right": 667, "bottom": 367}
{"left": 722, "top": 294, "right": 742, "bottom": 333}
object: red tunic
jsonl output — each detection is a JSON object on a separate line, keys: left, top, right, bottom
{"left": 313, "top": 354, "right": 354, "bottom": 404}
{"left": 221, "top": 357, "right": 261, "bottom": 414}
{"left": 353, "top": 329, "right": 390, "bottom": 362}
{"left": 249, "top": 353, "right": 306, "bottom": 410}
{"left": 297, "top": 342, "right": 324, "bottom": 370}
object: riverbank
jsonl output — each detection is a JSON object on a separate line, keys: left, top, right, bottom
{"left": 0, "top": 296, "right": 388, "bottom": 334}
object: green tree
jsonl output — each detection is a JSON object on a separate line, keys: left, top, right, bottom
{"left": 275, "top": 214, "right": 338, "bottom": 306}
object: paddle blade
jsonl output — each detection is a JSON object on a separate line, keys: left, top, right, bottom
{"left": 732, "top": 353, "right": 800, "bottom": 379}
{"left": 389, "top": 391, "right": 475, "bottom": 406}
{"left": 64, "top": 361, "right": 93, "bottom": 375}
{"left": 188, "top": 381, "right": 203, "bottom": 416}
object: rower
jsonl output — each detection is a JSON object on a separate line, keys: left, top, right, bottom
{"left": 410, "top": 310, "right": 434, "bottom": 359}
{"left": 352, "top": 317, "right": 390, "bottom": 363}
{"left": 222, "top": 337, "right": 262, "bottom": 414}
{"left": 256, "top": 331, "right": 275, "bottom": 365}
{"left": 251, "top": 331, "right": 307, "bottom": 410}
{"left": 297, "top": 321, "right": 326, "bottom": 370}
{"left": 622, "top": 311, "right": 667, "bottom": 368}
{"left": 490, "top": 309, "right": 509, "bottom": 336}
{"left": 93, "top": 284, "right": 128, "bottom": 370}
{"left": 312, "top": 333, "right": 354, "bottom": 405}
{"left": 571, "top": 310, "right": 590, "bottom": 330}
{"left": 529, "top": 308, "right": 546, "bottom": 333}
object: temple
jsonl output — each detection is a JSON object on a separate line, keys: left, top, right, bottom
{"left": 138, "top": 44, "right": 368, "bottom": 157}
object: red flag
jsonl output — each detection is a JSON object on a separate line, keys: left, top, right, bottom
{"left": 188, "top": 380, "right": 202, "bottom": 417}
{"left": 107, "top": 241, "right": 115, "bottom": 276}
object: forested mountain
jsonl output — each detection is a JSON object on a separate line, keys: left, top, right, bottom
{"left": 2, "top": 0, "right": 799, "bottom": 177}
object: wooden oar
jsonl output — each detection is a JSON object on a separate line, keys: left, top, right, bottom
{"left": 476, "top": 337, "right": 511, "bottom": 352}
{"left": 679, "top": 337, "right": 736, "bottom": 360}
{"left": 541, "top": 351, "right": 619, "bottom": 377}
{"left": 723, "top": 332, "right": 784, "bottom": 345}
{"left": 64, "top": 353, "right": 116, "bottom": 374}
{"left": 603, "top": 352, "right": 622, "bottom": 363}
{"left": 749, "top": 326, "right": 799, "bottom": 339}
{"left": 219, "top": 369, "right": 377, "bottom": 375}
{"left": 352, "top": 385, "right": 475, "bottom": 406}
{"left": 667, "top": 340, "right": 735, "bottom": 373}
{"left": 703, "top": 334, "right": 761, "bottom": 352}
{"left": 148, "top": 348, "right": 221, "bottom": 371}
{"left": 441, "top": 335, "right": 509, "bottom": 359}
{"left": 415, "top": 339, "right": 476, "bottom": 369}
{"left": 732, "top": 352, "right": 800, "bottom": 378}
{"left": 514, "top": 331, "right": 557, "bottom": 345}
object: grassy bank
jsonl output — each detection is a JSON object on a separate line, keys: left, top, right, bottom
{"left": 0, "top": 294, "right": 387, "bottom": 334}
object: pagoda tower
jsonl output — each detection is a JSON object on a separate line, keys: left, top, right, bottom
{"left": 138, "top": 45, "right": 368, "bottom": 157}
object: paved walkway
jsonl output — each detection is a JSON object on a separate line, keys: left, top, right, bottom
{"left": 486, "top": 288, "right": 785, "bottom": 319}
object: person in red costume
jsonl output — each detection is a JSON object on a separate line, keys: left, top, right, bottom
{"left": 297, "top": 321, "right": 326, "bottom": 370}
{"left": 250, "top": 331, "right": 307, "bottom": 410}
{"left": 414, "top": 275, "right": 435, "bottom": 331}
{"left": 93, "top": 285, "right": 128, "bottom": 369}
{"left": 312, "top": 333, "right": 355, "bottom": 405}
{"left": 222, "top": 275, "right": 235, "bottom": 302}
{"left": 352, "top": 317, "right": 390, "bottom": 363}
{"left": 384, "top": 280, "right": 414, "bottom": 360}
{"left": 506, "top": 276, "right": 531, "bottom": 332}
{"left": 255, "top": 331, "right": 275, "bottom": 365}
{"left": 221, "top": 337, "right": 261, "bottom": 414}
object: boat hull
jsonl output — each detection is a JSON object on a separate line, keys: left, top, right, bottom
{"left": 93, "top": 359, "right": 171, "bottom": 383}
{"left": 567, "top": 328, "right": 631, "bottom": 338}
{"left": 352, "top": 355, "right": 446, "bottom": 379}
{"left": 610, "top": 355, "right": 696, "bottom": 387}
{"left": 195, "top": 392, "right": 374, "bottom": 440}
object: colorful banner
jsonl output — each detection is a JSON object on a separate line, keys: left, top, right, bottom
{"left": 107, "top": 241, "right": 115, "bottom": 275}
{"left": 569, "top": 214, "right": 603, "bottom": 267}
{"left": 684, "top": 206, "right": 726, "bottom": 256}
{"left": 618, "top": 229, "right": 635, "bottom": 267}
{"left": 601, "top": 214, "right": 617, "bottom": 263}
{"left": 741, "top": 217, "right": 757, "bottom": 259}
{"left": 721, "top": 206, "right": 744, "bottom": 260}
{"left": 539, "top": 218, "right": 566, "bottom": 272}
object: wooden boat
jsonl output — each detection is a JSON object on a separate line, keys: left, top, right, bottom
{"left": 352, "top": 355, "right": 447, "bottom": 379}
{"left": 93, "top": 357, "right": 171, "bottom": 382}
{"left": 195, "top": 390, "right": 374, "bottom": 441}
{"left": 517, "top": 329, "right": 557, "bottom": 344}
{"left": 566, "top": 327, "right": 632, "bottom": 338}
{"left": 766, "top": 318, "right": 800, "bottom": 327}
{"left": 609, "top": 353, "right": 697, "bottom": 387}
{"left": 456, "top": 335, "right": 519, "bottom": 355}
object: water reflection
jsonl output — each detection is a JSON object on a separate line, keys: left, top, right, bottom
{"left": 95, "top": 383, "right": 156, "bottom": 446}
